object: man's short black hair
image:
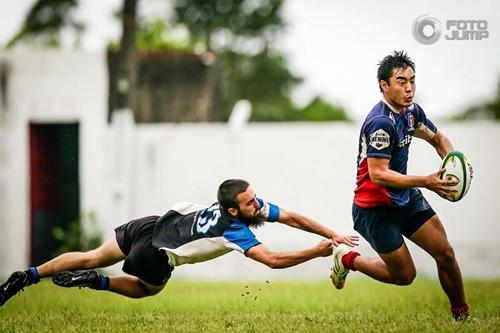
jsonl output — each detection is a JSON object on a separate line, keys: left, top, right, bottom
{"left": 217, "top": 179, "right": 250, "bottom": 211}
{"left": 377, "top": 51, "right": 415, "bottom": 92}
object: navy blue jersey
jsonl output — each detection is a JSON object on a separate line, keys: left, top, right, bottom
{"left": 354, "top": 99, "right": 437, "bottom": 208}
{"left": 152, "top": 198, "right": 280, "bottom": 266}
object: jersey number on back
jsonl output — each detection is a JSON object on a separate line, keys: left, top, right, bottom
{"left": 196, "top": 205, "right": 221, "bottom": 233}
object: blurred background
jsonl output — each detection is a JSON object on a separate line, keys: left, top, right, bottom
{"left": 0, "top": 0, "right": 498, "bottom": 280}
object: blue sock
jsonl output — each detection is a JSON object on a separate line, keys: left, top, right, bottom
{"left": 95, "top": 275, "right": 110, "bottom": 290}
{"left": 26, "top": 267, "right": 40, "bottom": 284}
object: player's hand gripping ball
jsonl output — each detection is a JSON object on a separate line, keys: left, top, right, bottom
{"left": 440, "top": 150, "right": 473, "bottom": 202}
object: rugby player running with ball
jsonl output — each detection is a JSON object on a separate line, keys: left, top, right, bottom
{"left": 329, "top": 51, "right": 470, "bottom": 321}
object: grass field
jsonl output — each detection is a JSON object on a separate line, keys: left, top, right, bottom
{"left": 1, "top": 278, "right": 499, "bottom": 332}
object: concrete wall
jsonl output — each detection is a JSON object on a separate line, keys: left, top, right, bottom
{"left": 0, "top": 50, "right": 109, "bottom": 275}
{"left": 0, "top": 50, "right": 498, "bottom": 280}
{"left": 117, "top": 121, "right": 499, "bottom": 280}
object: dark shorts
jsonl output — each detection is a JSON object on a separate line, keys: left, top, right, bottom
{"left": 115, "top": 215, "right": 174, "bottom": 286}
{"left": 352, "top": 188, "right": 436, "bottom": 254}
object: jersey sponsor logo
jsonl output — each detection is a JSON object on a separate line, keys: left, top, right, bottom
{"left": 369, "top": 129, "right": 390, "bottom": 150}
{"left": 397, "top": 134, "right": 413, "bottom": 147}
{"left": 195, "top": 204, "right": 221, "bottom": 233}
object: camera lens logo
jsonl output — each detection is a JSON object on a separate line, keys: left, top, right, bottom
{"left": 412, "top": 15, "right": 442, "bottom": 45}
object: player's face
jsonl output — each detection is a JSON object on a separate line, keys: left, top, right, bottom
{"left": 234, "top": 186, "right": 260, "bottom": 219}
{"left": 382, "top": 67, "right": 416, "bottom": 111}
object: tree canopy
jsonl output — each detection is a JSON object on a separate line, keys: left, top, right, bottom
{"left": 453, "top": 80, "right": 500, "bottom": 121}
{"left": 7, "top": 0, "right": 350, "bottom": 122}
{"left": 6, "top": 0, "right": 83, "bottom": 48}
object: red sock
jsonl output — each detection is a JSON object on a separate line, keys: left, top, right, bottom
{"left": 451, "top": 303, "right": 469, "bottom": 320}
{"left": 341, "top": 251, "right": 360, "bottom": 271}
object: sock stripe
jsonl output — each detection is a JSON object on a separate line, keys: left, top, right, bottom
{"left": 27, "top": 267, "right": 40, "bottom": 284}
{"left": 342, "top": 252, "right": 360, "bottom": 271}
{"left": 97, "top": 275, "right": 110, "bottom": 290}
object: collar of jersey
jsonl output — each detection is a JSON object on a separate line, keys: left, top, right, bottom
{"left": 381, "top": 97, "right": 404, "bottom": 115}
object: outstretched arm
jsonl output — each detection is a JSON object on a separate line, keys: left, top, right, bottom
{"left": 278, "top": 208, "right": 358, "bottom": 247}
{"left": 245, "top": 240, "right": 333, "bottom": 269}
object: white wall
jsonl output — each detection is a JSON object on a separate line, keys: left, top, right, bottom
{"left": 0, "top": 50, "right": 108, "bottom": 275}
{"left": 115, "top": 121, "right": 499, "bottom": 280}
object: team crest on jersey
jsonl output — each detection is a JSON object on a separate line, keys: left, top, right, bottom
{"left": 406, "top": 112, "right": 415, "bottom": 130}
{"left": 369, "top": 129, "right": 390, "bottom": 150}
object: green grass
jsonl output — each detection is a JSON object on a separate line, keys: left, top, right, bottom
{"left": 1, "top": 278, "right": 499, "bottom": 332}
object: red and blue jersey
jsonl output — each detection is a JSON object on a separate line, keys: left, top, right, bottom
{"left": 353, "top": 99, "right": 437, "bottom": 208}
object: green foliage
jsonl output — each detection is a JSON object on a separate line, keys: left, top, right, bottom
{"left": 136, "top": 20, "right": 193, "bottom": 52}
{"left": 219, "top": 51, "right": 349, "bottom": 121}
{"left": 295, "top": 97, "right": 350, "bottom": 122}
{"left": 453, "top": 80, "right": 500, "bottom": 121}
{"left": 171, "top": 0, "right": 301, "bottom": 121}
{"left": 52, "top": 211, "right": 102, "bottom": 255}
{"left": 218, "top": 49, "right": 301, "bottom": 121}
{"left": 171, "top": 0, "right": 347, "bottom": 122}
{"left": 6, "top": 0, "right": 83, "bottom": 48}
{"left": 109, "top": 19, "right": 195, "bottom": 53}
{"left": 9, "top": 0, "right": 350, "bottom": 122}
{"left": 1, "top": 279, "right": 499, "bottom": 332}
{"left": 173, "top": 0, "right": 285, "bottom": 50}
{"left": 118, "top": 17, "right": 342, "bottom": 122}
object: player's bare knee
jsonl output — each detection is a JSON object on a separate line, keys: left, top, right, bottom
{"left": 394, "top": 275, "right": 415, "bottom": 285}
{"left": 139, "top": 280, "right": 165, "bottom": 297}
{"left": 127, "top": 292, "right": 152, "bottom": 299}
{"left": 145, "top": 288, "right": 161, "bottom": 296}
{"left": 393, "top": 269, "right": 416, "bottom": 285}
{"left": 435, "top": 246, "right": 456, "bottom": 267}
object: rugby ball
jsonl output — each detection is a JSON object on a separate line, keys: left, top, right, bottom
{"left": 439, "top": 151, "right": 473, "bottom": 202}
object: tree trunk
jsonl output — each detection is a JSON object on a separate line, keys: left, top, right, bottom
{"left": 115, "top": 0, "right": 138, "bottom": 112}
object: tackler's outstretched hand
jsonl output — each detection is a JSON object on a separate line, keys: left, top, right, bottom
{"left": 316, "top": 239, "right": 335, "bottom": 257}
{"left": 277, "top": 208, "right": 359, "bottom": 248}
{"left": 331, "top": 233, "right": 359, "bottom": 247}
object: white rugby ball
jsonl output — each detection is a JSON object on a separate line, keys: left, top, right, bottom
{"left": 439, "top": 151, "right": 473, "bottom": 202}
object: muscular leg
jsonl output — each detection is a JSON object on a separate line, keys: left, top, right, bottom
{"left": 41, "top": 238, "right": 166, "bottom": 299}
{"left": 0, "top": 238, "right": 129, "bottom": 306}
{"left": 36, "top": 238, "right": 125, "bottom": 278}
{"left": 109, "top": 275, "right": 165, "bottom": 298}
{"left": 409, "top": 215, "right": 466, "bottom": 307}
{"left": 352, "top": 243, "right": 417, "bottom": 285}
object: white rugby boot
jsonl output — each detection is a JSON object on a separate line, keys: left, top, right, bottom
{"left": 329, "top": 244, "right": 350, "bottom": 289}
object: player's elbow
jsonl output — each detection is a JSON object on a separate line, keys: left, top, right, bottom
{"left": 265, "top": 255, "right": 285, "bottom": 269}
{"left": 266, "top": 259, "right": 281, "bottom": 269}
{"left": 369, "top": 170, "right": 386, "bottom": 185}
{"left": 267, "top": 262, "right": 280, "bottom": 269}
